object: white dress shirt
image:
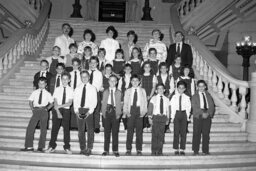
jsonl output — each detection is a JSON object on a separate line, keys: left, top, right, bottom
{"left": 54, "top": 34, "right": 75, "bottom": 56}
{"left": 176, "top": 42, "right": 183, "bottom": 53}
{"left": 40, "top": 71, "right": 47, "bottom": 77}
{"left": 100, "top": 38, "right": 120, "bottom": 62}
{"left": 53, "top": 86, "right": 74, "bottom": 109}
{"left": 73, "top": 83, "right": 98, "bottom": 114}
{"left": 70, "top": 70, "right": 82, "bottom": 90}
{"left": 199, "top": 91, "right": 209, "bottom": 109}
{"left": 28, "top": 89, "right": 53, "bottom": 107}
{"left": 170, "top": 93, "right": 191, "bottom": 120}
{"left": 130, "top": 87, "right": 141, "bottom": 106}
{"left": 88, "top": 69, "right": 103, "bottom": 92}
{"left": 107, "top": 87, "right": 116, "bottom": 106}
{"left": 150, "top": 94, "right": 170, "bottom": 117}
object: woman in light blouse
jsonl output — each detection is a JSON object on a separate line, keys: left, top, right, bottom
{"left": 77, "top": 29, "right": 98, "bottom": 56}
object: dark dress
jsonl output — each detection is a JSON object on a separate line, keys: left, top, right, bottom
{"left": 157, "top": 74, "right": 171, "bottom": 97}
{"left": 49, "top": 58, "right": 59, "bottom": 75}
{"left": 130, "top": 60, "right": 142, "bottom": 75}
{"left": 149, "top": 60, "right": 159, "bottom": 75}
{"left": 113, "top": 60, "right": 125, "bottom": 75}
{"left": 172, "top": 64, "right": 181, "bottom": 81}
{"left": 82, "top": 58, "right": 90, "bottom": 70}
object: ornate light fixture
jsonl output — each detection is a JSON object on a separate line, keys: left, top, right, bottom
{"left": 236, "top": 36, "right": 256, "bottom": 81}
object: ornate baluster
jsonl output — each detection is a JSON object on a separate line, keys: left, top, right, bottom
{"left": 8, "top": 49, "right": 13, "bottom": 69}
{"left": 192, "top": 47, "right": 196, "bottom": 67}
{"left": 180, "top": 2, "right": 184, "bottom": 17}
{"left": 0, "top": 57, "right": 3, "bottom": 78}
{"left": 34, "top": 0, "right": 37, "bottom": 10}
{"left": 217, "top": 76, "right": 224, "bottom": 99}
{"left": 230, "top": 84, "right": 238, "bottom": 112}
{"left": 212, "top": 71, "right": 218, "bottom": 92}
{"left": 190, "top": 0, "right": 195, "bottom": 11}
{"left": 203, "top": 61, "right": 208, "bottom": 81}
{"left": 199, "top": 56, "right": 204, "bottom": 76}
{"left": 194, "top": 0, "right": 197, "bottom": 8}
{"left": 196, "top": 52, "right": 200, "bottom": 71}
{"left": 185, "top": 1, "right": 189, "bottom": 14}
{"left": 223, "top": 80, "right": 231, "bottom": 105}
{"left": 20, "top": 40, "right": 25, "bottom": 56}
{"left": 13, "top": 45, "right": 17, "bottom": 64}
{"left": 3, "top": 53, "right": 8, "bottom": 74}
{"left": 207, "top": 66, "right": 213, "bottom": 87}
{"left": 238, "top": 86, "right": 247, "bottom": 119}
{"left": 183, "top": 2, "right": 187, "bottom": 16}
{"left": 17, "top": 41, "right": 21, "bottom": 59}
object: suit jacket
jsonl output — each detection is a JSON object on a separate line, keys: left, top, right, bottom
{"left": 33, "top": 71, "right": 52, "bottom": 91}
{"left": 49, "top": 75, "right": 57, "bottom": 95}
{"left": 123, "top": 87, "right": 148, "bottom": 117}
{"left": 166, "top": 43, "right": 193, "bottom": 67}
{"left": 101, "top": 89, "right": 122, "bottom": 118}
{"left": 191, "top": 91, "right": 215, "bottom": 119}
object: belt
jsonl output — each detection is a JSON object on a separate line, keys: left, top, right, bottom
{"left": 176, "top": 110, "right": 186, "bottom": 112}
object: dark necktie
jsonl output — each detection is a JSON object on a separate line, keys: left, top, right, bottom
{"left": 177, "top": 43, "right": 181, "bottom": 56}
{"left": 41, "top": 72, "right": 45, "bottom": 77}
{"left": 133, "top": 89, "right": 137, "bottom": 106}
{"left": 38, "top": 90, "right": 42, "bottom": 105}
{"left": 179, "top": 95, "right": 182, "bottom": 111}
{"left": 62, "top": 87, "right": 66, "bottom": 105}
{"left": 90, "top": 70, "right": 94, "bottom": 84}
{"left": 74, "top": 71, "right": 77, "bottom": 89}
{"left": 56, "top": 76, "right": 60, "bottom": 87}
{"left": 202, "top": 93, "right": 208, "bottom": 109}
{"left": 111, "top": 89, "right": 114, "bottom": 106}
{"left": 160, "top": 96, "right": 163, "bottom": 114}
{"left": 80, "top": 85, "right": 86, "bottom": 107}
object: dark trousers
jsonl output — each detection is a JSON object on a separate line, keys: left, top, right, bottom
{"left": 192, "top": 116, "right": 212, "bottom": 153}
{"left": 77, "top": 114, "right": 94, "bottom": 150}
{"left": 25, "top": 108, "right": 48, "bottom": 149}
{"left": 49, "top": 108, "right": 71, "bottom": 149}
{"left": 151, "top": 115, "right": 167, "bottom": 153}
{"left": 70, "top": 106, "right": 78, "bottom": 129}
{"left": 173, "top": 111, "right": 187, "bottom": 150}
{"left": 93, "top": 92, "right": 101, "bottom": 129}
{"left": 126, "top": 106, "right": 143, "bottom": 151}
{"left": 103, "top": 105, "right": 120, "bottom": 152}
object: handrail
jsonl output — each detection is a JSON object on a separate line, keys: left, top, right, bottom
{"left": 0, "top": 0, "right": 51, "bottom": 78}
{"left": 170, "top": 3, "right": 249, "bottom": 125}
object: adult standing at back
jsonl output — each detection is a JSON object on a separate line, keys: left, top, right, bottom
{"left": 54, "top": 23, "right": 75, "bottom": 57}
{"left": 166, "top": 31, "right": 193, "bottom": 67}
{"left": 77, "top": 29, "right": 98, "bottom": 56}
{"left": 121, "top": 30, "right": 139, "bottom": 62}
{"left": 100, "top": 26, "right": 120, "bottom": 63}
{"left": 143, "top": 29, "right": 167, "bottom": 63}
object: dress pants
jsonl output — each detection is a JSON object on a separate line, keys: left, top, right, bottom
{"left": 49, "top": 108, "right": 71, "bottom": 150}
{"left": 126, "top": 106, "right": 143, "bottom": 151}
{"left": 173, "top": 111, "right": 187, "bottom": 150}
{"left": 25, "top": 108, "right": 48, "bottom": 149}
{"left": 151, "top": 115, "right": 167, "bottom": 154}
{"left": 103, "top": 105, "right": 120, "bottom": 152}
{"left": 70, "top": 105, "right": 78, "bottom": 129}
{"left": 77, "top": 114, "right": 94, "bottom": 150}
{"left": 192, "top": 115, "right": 212, "bottom": 153}
{"left": 93, "top": 92, "right": 101, "bottom": 129}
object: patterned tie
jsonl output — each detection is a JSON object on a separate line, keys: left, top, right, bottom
{"left": 56, "top": 76, "right": 60, "bottom": 87}
{"left": 62, "top": 87, "right": 66, "bottom": 105}
{"left": 80, "top": 85, "right": 86, "bottom": 107}
{"left": 111, "top": 89, "right": 114, "bottom": 106}
{"left": 133, "top": 89, "right": 137, "bottom": 106}
{"left": 160, "top": 96, "right": 163, "bottom": 114}
{"left": 38, "top": 90, "right": 42, "bottom": 105}
{"left": 74, "top": 71, "right": 77, "bottom": 89}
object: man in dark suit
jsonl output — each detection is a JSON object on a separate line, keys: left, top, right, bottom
{"left": 49, "top": 63, "right": 65, "bottom": 95}
{"left": 33, "top": 60, "right": 52, "bottom": 92}
{"left": 166, "top": 31, "right": 193, "bottom": 67}
{"left": 191, "top": 80, "right": 215, "bottom": 155}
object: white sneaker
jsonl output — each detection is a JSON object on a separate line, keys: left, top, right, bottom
{"left": 45, "top": 147, "right": 55, "bottom": 153}
{"left": 64, "top": 148, "right": 72, "bottom": 154}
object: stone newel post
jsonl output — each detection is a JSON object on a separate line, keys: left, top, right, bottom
{"left": 247, "top": 72, "right": 256, "bottom": 142}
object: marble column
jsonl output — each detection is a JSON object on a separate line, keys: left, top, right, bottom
{"left": 247, "top": 72, "right": 256, "bottom": 142}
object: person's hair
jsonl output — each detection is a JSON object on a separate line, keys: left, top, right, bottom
{"left": 52, "top": 46, "right": 61, "bottom": 51}
{"left": 83, "top": 29, "right": 96, "bottom": 42}
{"left": 115, "top": 49, "right": 124, "bottom": 59}
{"left": 197, "top": 79, "right": 208, "bottom": 90}
{"left": 131, "top": 74, "right": 140, "bottom": 81}
{"left": 69, "top": 43, "right": 77, "bottom": 49}
{"left": 148, "top": 47, "right": 157, "bottom": 54}
{"left": 177, "top": 80, "right": 187, "bottom": 89}
{"left": 131, "top": 47, "right": 143, "bottom": 61}
{"left": 40, "top": 60, "right": 49, "bottom": 66}
{"left": 80, "top": 70, "right": 90, "bottom": 77}
{"left": 156, "top": 83, "right": 165, "bottom": 89}
{"left": 127, "top": 30, "right": 138, "bottom": 44}
{"left": 38, "top": 77, "right": 47, "bottom": 84}
{"left": 141, "top": 61, "right": 153, "bottom": 75}
{"left": 175, "top": 31, "right": 185, "bottom": 42}
{"left": 90, "top": 56, "right": 99, "bottom": 63}
{"left": 106, "top": 26, "right": 118, "bottom": 39}
{"left": 105, "top": 63, "right": 113, "bottom": 69}
{"left": 109, "top": 74, "right": 118, "bottom": 81}
{"left": 61, "top": 72, "right": 71, "bottom": 79}
{"left": 56, "top": 62, "right": 65, "bottom": 69}
{"left": 158, "top": 62, "right": 168, "bottom": 74}
{"left": 152, "top": 29, "right": 164, "bottom": 41}
{"left": 84, "top": 46, "right": 92, "bottom": 52}
{"left": 72, "top": 57, "right": 81, "bottom": 65}
{"left": 180, "top": 64, "right": 194, "bottom": 78}
{"left": 62, "top": 23, "right": 71, "bottom": 29}
{"left": 98, "top": 48, "right": 106, "bottom": 55}
{"left": 62, "top": 23, "right": 73, "bottom": 37}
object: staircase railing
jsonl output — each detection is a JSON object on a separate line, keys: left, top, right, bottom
{"left": 0, "top": 0, "right": 51, "bottom": 79}
{"left": 171, "top": 4, "right": 249, "bottom": 129}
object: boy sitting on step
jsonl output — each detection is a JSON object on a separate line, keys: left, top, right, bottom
{"left": 21, "top": 77, "right": 53, "bottom": 152}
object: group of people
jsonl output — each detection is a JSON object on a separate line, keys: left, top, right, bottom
{"left": 20, "top": 23, "right": 215, "bottom": 157}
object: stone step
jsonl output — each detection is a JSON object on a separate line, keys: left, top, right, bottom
{"left": 2, "top": 86, "right": 33, "bottom": 94}
{"left": 1, "top": 137, "right": 256, "bottom": 154}
{"left": 9, "top": 80, "right": 34, "bottom": 86}
{"left": 0, "top": 127, "right": 247, "bottom": 142}
{"left": 1, "top": 149, "right": 256, "bottom": 170}
{"left": 0, "top": 94, "right": 30, "bottom": 101}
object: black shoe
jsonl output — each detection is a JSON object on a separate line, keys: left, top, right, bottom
{"left": 80, "top": 150, "right": 86, "bottom": 155}
{"left": 114, "top": 152, "right": 120, "bottom": 157}
{"left": 180, "top": 151, "right": 185, "bottom": 156}
{"left": 36, "top": 148, "right": 44, "bottom": 152}
{"left": 125, "top": 150, "right": 131, "bottom": 156}
{"left": 158, "top": 152, "right": 163, "bottom": 156}
{"left": 193, "top": 151, "right": 199, "bottom": 156}
{"left": 137, "top": 151, "right": 142, "bottom": 156}
{"left": 174, "top": 151, "right": 179, "bottom": 155}
{"left": 20, "top": 148, "right": 34, "bottom": 152}
{"left": 151, "top": 152, "right": 157, "bottom": 156}
{"left": 70, "top": 127, "right": 78, "bottom": 131}
{"left": 202, "top": 152, "right": 210, "bottom": 155}
{"left": 85, "top": 149, "right": 92, "bottom": 156}
{"left": 102, "top": 151, "right": 109, "bottom": 156}
{"left": 94, "top": 128, "right": 100, "bottom": 133}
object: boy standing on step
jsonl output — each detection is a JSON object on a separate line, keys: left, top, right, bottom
{"left": 148, "top": 83, "right": 170, "bottom": 156}
{"left": 49, "top": 63, "right": 65, "bottom": 95}
{"left": 101, "top": 75, "right": 122, "bottom": 157}
{"left": 192, "top": 80, "right": 215, "bottom": 156}
{"left": 123, "top": 74, "right": 147, "bottom": 156}
{"left": 45, "top": 72, "right": 73, "bottom": 154}
{"left": 73, "top": 70, "right": 98, "bottom": 156}
{"left": 21, "top": 77, "right": 53, "bottom": 152}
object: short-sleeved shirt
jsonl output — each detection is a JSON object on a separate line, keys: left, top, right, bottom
{"left": 53, "top": 86, "right": 74, "bottom": 109}
{"left": 28, "top": 89, "right": 53, "bottom": 107}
